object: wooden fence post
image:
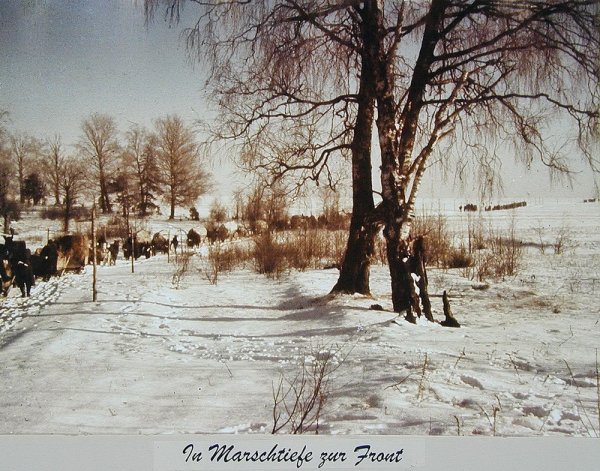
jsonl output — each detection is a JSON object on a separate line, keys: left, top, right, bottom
{"left": 131, "top": 231, "right": 135, "bottom": 274}
{"left": 92, "top": 204, "right": 97, "bottom": 302}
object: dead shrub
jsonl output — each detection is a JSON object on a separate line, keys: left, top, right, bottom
{"left": 253, "top": 231, "right": 287, "bottom": 278}
{"left": 282, "top": 229, "right": 347, "bottom": 270}
{"left": 325, "top": 230, "right": 347, "bottom": 268}
{"left": 283, "top": 230, "right": 322, "bottom": 271}
{"left": 445, "top": 246, "right": 473, "bottom": 269}
{"left": 218, "top": 244, "right": 251, "bottom": 271}
{"left": 464, "top": 226, "right": 523, "bottom": 281}
{"left": 41, "top": 205, "right": 90, "bottom": 222}
{"left": 99, "top": 215, "right": 130, "bottom": 240}
{"left": 467, "top": 214, "right": 487, "bottom": 252}
{"left": 40, "top": 206, "right": 63, "bottom": 221}
{"left": 201, "top": 245, "right": 222, "bottom": 285}
{"left": 201, "top": 243, "right": 251, "bottom": 284}
{"left": 375, "top": 214, "right": 460, "bottom": 269}
{"left": 172, "top": 252, "right": 192, "bottom": 288}
{"left": 553, "top": 223, "right": 575, "bottom": 254}
{"left": 491, "top": 235, "right": 522, "bottom": 278}
{"left": 532, "top": 221, "right": 549, "bottom": 254}
{"left": 411, "top": 214, "right": 453, "bottom": 267}
{"left": 271, "top": 343, "right": 348, "bottom": 434}
{"left": 250, "top": 229, "right": 348, "bottom": 274}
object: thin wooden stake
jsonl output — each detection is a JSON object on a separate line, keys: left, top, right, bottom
{"left": 131, "top": 232, "right": 135, "bottom": 274}
{"left": 92, "top": 203, "right": 97, "bottom": 302}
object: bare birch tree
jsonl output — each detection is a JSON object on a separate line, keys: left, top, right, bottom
{"left": 368, "top": 0, "right": 599, "bottom": 318}
{"left": 44, "top": 135, "right": 65, "bottom": 206}
{"left": 145, "top": 0, "right": 599, "bottom": 319}
{"left": 78, "top": 113, "right": 121, "bottom": 214}
{"left": 59, "top": 156, "right": 88, "bottom": 232}
{"left": 122, "top": 125, "right": 160, "bottom": 216}
{"left": 145, "top": 0, "right": 379, "bottom": 294}
{"left": 152, "top": 114, "right": 210, "bottom": 219}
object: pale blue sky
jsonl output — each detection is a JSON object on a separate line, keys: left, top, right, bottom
{"left": 1, "top": 0, "right": 597, "bottom": 204}
{"left": 1, "top": 0, "right": 214, "bottom": 142}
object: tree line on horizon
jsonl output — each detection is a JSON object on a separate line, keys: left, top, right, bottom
{"left": 0, "top": 111, "right": 210, "bottom": 233}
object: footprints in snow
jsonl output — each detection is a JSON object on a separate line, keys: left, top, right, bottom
{"left": 167, "top": 336, "right": 308, "bottom": 364}
{"left": 120, "top": 304, "right": 137, "bottom": 314}
{"left": 0, "top": 275, "right": 70, "bottom": 334}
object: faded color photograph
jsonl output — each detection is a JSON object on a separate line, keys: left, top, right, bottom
{"left": 1, "top": 0, "right": 599, "bottom": 438}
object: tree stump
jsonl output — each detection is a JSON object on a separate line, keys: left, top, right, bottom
{"left": 441, "top": 290, "right": 460, "bottom": 328}
{"left": 413, "top": 236, "right": 434, "bottom": 322}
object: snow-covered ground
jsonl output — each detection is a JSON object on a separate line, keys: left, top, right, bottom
{"left": 1, "top": 199, "right": 599, "bottom": 436}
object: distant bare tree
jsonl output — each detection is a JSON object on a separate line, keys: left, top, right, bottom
{"left": 152, "top": 114, "right": 210, "bottom": 219}
{"left": 319, "top": 187, "right": 347, "bottom": 229}
{"left": 243, "top": 184, "right": 266, "bottom": 231}
{"left": 122, "top": 124, "right": 160, "bottom": 216}
{"left": 0, "top": 109, "right": 9, "bottom": 153}
{"left": 59, "top": 156, "right": 87, "bottom": 232}
{"left": 22, "top": 172, "right": 45, "bottom": 206}
{"left": 235, "top": 182, "right": 272, "bottom": 233}
{"left": 264, "top": 182, "right": 290, "bottom": 231}
{"left": 0, "top": 159, "right": 19, "bottom": 234}
{"left": 44, "top": 135, "right": 65, "bottom": 206}
{"left": 0, "top": 113, "right": 20, "bottom": 232}
{"left": 78, "top": 113, "right": 121, "bottom": 214}
{"left": 0, "top": 110, "right": 10, "bottom": 181}
{"left": 10, "top": 132, "right": 44, "bottom": 204}
{"left": 108, "top": 172, "right": 135, "bottom": 221}
{"left": 232, "top": 188, "right": 245, "bottom": 221}
{"left": 208, "top": 201, "right": 227, "bottom": 224}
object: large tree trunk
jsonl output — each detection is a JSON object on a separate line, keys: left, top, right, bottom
{"left": 385, "top": 222, "right": 414, "bottom": 316}
{"left": 331, "top": 1, "right": 379, "bottom": 295}
{"left": 385, "top": 227, "right": 434, "bottom": 323}
{"left": 169, "top": 190, "right": 176, "bottom": 220}
{"left": 63, "top": 193, "right": 72, "bottom": 233}
{"left": 3, "top": 215, "right": 10, "bottom": 235}
{"left": 376, "top": 0, "right": 445, "bottom": 320}
{"left": 99, "top": 173, "right": 111, "bottom": 214}
{"left": 19, "top": 177, "right": 25, "bottom": 204}
{"left": 139, "top": 182, "right": 147, "bottom": 217}
{"left": 332, "top": 212, "right": 377, "bottom": 295}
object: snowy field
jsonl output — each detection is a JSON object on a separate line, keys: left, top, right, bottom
{"left": 1, "top": 199, "right": 599, "bottom": 437}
